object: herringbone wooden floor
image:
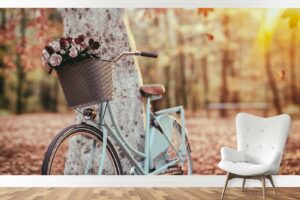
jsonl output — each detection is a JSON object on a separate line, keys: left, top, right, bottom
{"left": 0, "top": 187, "right": 299, "bottom": 200}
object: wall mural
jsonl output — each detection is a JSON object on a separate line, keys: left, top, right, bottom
{"left": 0, "top": 8, "right": 299, "bottom": 175}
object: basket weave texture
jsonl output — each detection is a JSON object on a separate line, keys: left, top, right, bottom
{"left": 57, "top": 59, "right": 113, "bottom": 107}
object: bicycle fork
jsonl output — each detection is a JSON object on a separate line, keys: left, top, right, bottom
{"left": 85, "top": 102, "right": 109, "bottom": 175}
{"left": 97, "top": 102, "right": 108, "bottom": 175}
{"left": 83, "top": 125, "right": 108, "bottom": 175}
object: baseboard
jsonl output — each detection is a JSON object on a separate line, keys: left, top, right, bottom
{"left": 0, "top": 175, "right": 299, "bottom": 187}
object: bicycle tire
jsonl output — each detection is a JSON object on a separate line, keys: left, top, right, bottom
{"left": 160, "top": 118, "right": 193, "bottom": 175}
{"left": 41, "top": 123, "right": 123, "bottom": 175}
{"left": 173, "top": 120, "right": 193, "bottom": 175}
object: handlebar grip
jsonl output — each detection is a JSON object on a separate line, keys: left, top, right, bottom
{"left": 140, "top": 51, "right": 158, "bottom": 58}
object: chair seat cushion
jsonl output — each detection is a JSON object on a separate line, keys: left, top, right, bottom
{"left": 218, "top": 160, "right": 272, "bottom": 176}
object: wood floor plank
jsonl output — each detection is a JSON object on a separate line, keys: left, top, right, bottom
{"left": 0, "top": 187, "right": 299, "bottom": 199}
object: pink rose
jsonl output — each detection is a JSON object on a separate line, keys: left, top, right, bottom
{"left": 41, "top": 49, "right": 50, "bottom": 63}
{"left": 41, "top": 49, "right": 51, "bottom": 70}
{"left": 69, "top": 46, "right": 78, "bottom": 58}
{"left": 49, "top": 40, "right": 61, "bottom": 52}
{"left": 49, "top": 53, "right": 62, "bottom": 67}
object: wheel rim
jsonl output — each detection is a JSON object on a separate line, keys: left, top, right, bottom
{"left": 48, "top": 130, "right": 118, "bottom": 175}
{"left": 185, "top": 148, "right": 193, "bottom": 175}
{"left": 163, "top": 120, "right": 193, "bottom": 175}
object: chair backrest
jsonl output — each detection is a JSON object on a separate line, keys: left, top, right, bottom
{"left": 236, "top": 113, "right": 291, "bottom": 167}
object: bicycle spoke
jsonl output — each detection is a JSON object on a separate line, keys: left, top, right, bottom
{"left": 84, "top": 139, "right": 97, "bottom": 175}
{"left": 61, "top": 143, "right": 72, "bottom": 174}
{"left": 45, "top": 126, "right": 121, "bottom": 175}
{"left": 79, "top": 134, "right": 85, "bottom": 174}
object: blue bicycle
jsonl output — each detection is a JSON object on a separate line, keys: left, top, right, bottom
{"left": 42, "top": 51, "right": 193, "bottom": 175}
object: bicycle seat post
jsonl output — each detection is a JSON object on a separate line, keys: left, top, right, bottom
{"left": 144, "top": 96, "right": 151, "bottom": 173}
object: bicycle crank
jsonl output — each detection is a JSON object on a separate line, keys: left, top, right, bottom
{"left": 165, "top": 164, "right": 184, "bottom": 175}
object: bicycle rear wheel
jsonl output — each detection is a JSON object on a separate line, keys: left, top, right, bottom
{"left": 153, "top": 115, "right": 193, "bottom": 175}
{"left": 167, "top": 119, "right": 193, "bottom": 175}
{"left": 41, "top": 123, "right": 122, "bottom": 175}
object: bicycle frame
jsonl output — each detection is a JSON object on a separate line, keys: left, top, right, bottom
{"left": 92, "top": 95, "right": 187, "bottom": 175}
{"left": 73, "top": 51, "right": 187, "bottom": 175}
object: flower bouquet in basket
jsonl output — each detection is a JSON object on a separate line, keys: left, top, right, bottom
{"left": 42, "top": 35, "right": 100, "bottom": 74}
{"left": 41, "top": 35, "right": 113, "bottom": 107}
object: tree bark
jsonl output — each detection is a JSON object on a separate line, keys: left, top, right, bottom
{"left": 265, "top": 48, "right": 282, "bottom": 114}
{"left": 15, "top": 8, "right": 27, "bottom": 114}
{"left": 202, "top": 56, "right": 209, "bottom": 105}
{"left": 219, "top": 14, "right": 229, "bottom": 117}
{"left": 164, "top": 65, "right": 171, "bottom": 108}
{"left": 290, "top": 28, "right": 298, "bottom": 104}
{"left": 62, "top": 8, "right": 145, "bottom": 174}
{"left": 52, "top": 79, "right": 59, "bottom": 112}
{"left": 178, "top": 32, "right": 187, "bottom": 108}
{"left": 0, "top": 9, "right": 6, "bottom": 108}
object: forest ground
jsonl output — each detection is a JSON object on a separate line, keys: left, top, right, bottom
{"left": 0, "top": 113, "right": 299, "bottom": 175}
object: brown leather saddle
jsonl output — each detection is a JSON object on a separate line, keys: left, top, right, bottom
{"left": 140, "top": 84, "right": 165, "bottom": 97}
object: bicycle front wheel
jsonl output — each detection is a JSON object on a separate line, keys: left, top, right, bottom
{"left": 42, "top": 123, "right": 123, "bottom": 175}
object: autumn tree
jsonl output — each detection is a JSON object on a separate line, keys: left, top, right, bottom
{"left": 262, "top": 10, "right": 282, "bottom": 114}
{"left": 219, "top": 12, "right": 230, "bottom": 117}
{"left": 1, "top": 9, "right": 62, "bottom": 113}
{"left": 282, "top": 9, "right": 300, "bottom": 104}
{"left": 0, "top": 9, "right": 7, "bottom": 108}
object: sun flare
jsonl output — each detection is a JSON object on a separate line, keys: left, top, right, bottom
{"left": 258, "top": 9, "right": 283, "bottom": 48}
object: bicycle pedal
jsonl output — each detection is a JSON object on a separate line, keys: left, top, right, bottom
{"left": 172, "top": 171, "right": 184, "bottom": 175}
{"left": 165, "top": 167, "right": 183, "bottom": 175}
{"left": 167, "top": 164, "right": 180, "bottom": 169}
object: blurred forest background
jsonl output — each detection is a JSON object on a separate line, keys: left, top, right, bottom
{"left": 0, "top": 8, "right": 300, "bottom": 116}
{"left": 0, "top": 8, "right": 300, "bottom": 174}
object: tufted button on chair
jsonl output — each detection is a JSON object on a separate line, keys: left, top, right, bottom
{"left": 218, "top": 113, "right": 291, "bottom": 200}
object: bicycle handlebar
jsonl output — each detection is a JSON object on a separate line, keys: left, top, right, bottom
{"left": 140, "top": 51, "right": 158, "bottom": 58}
{"left": 49, "top": 50, "right": 158, "bottom": 73}
{"left": 110, "top": 51, "right": 158, "bottom": 62}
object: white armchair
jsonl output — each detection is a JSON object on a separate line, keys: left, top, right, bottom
{"left": 218, "top": 113, "right": 291, "bottom": 200}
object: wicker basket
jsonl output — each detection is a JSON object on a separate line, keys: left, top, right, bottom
{"left": 56, "top": 59, "right": 113, "bottom": 107}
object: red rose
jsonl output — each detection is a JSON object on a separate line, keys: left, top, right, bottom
{"left": 90, "top": 41, "right": 100, "bottom": 50}
{"left": 74, "top": 37, "right": 81, "bottom": 44}
{"left": 88, "top": 38, "right": 94, "bottom": 46}
{"left": 45, "top": 45, "right": 55, "bottom": 55}
{"left": 59, "top": 37, "right": 67, "bottom": 48}
{"left": 78, "top": 35, "right": 85, "bottom": 42}
{"left": 66, "top": 37, "right": 73, "bottom": 44}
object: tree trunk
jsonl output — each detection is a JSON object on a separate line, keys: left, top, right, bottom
{"left": 201, "top": 56, "right": 211, "bottom": 117}
{"left": 265, "top": 48, "right": 282, "bottom": 114}
{"left": 62, "top": 8, "right": 145, "bottom": 174}
{"left": 52, "top": 79, "right": 59, "bottom": 112}
{"left": 189, "top": 54, "right": 198, "bottom": 114}
{"left": 15, "top": 8, "right": 27, "bottom": 114}
{"left": 178, "top": 32, "right": 187, "bottom": 108}
{"left": 0, "top": 9, "right": 6, "bottom": 108}
{"left": 164, "top": 65, "right": 171, "bottom": 108}
{"left": 202, "top": 56, "right": 209, "bottom": 104}
{"left": 219, "top": 14, "right": 229, "bottom": 117}
{"left": 290, "top": 28, "right": 298, "bottom": 104}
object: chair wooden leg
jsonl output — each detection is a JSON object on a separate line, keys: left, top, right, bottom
{"left": 261, "top": 176, "right": 266, "bottom": 200}
{"left": 267, "top": 175, "right": 277, "bottom": 195}
{"left": 241, "top": 178, "right": 246, "bottom": 191}
{"left": 221, "top": 173, "right": 231, "bottom": 200}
